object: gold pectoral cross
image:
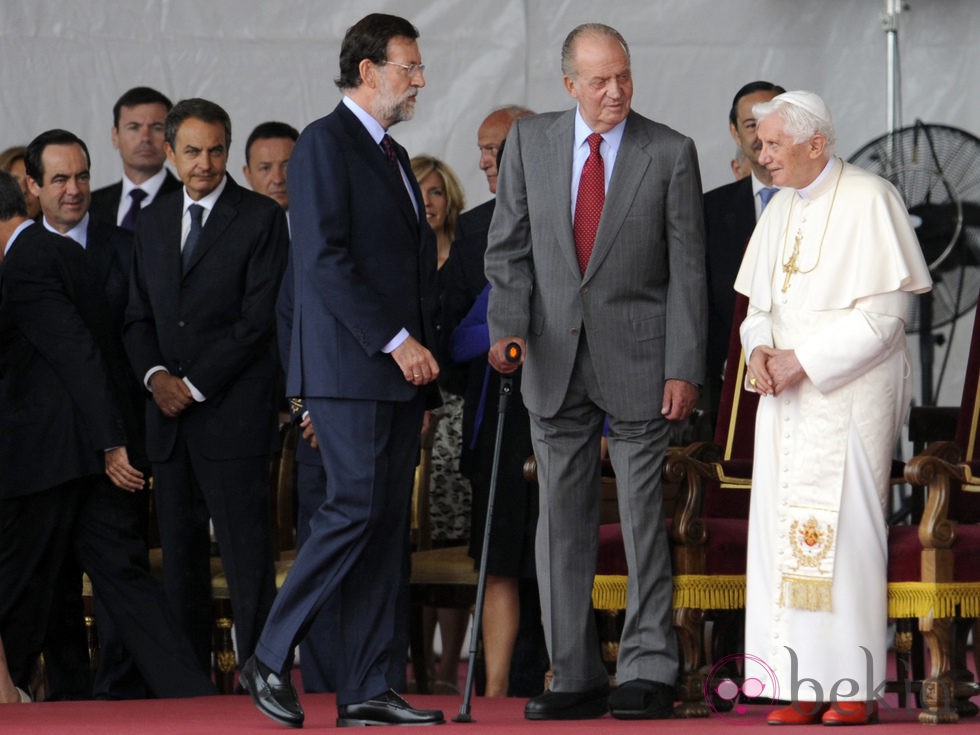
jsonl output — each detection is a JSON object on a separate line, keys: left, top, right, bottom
{"left": 781, "top": 230, "right": 803, "bottom": 293}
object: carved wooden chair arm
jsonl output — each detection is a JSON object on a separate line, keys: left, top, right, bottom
{"left": 904, "top": 440, "right": 962, "bottom": 550}
{"left": 664, "top": 442, "right": 724, "bottom": 547}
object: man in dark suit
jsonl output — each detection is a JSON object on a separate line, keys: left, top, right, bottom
{"left": 0, "top": 170, "right": 214, "bottom": 699}
{"left": 25, "top": 128, "right": 151, "bottom": 699}
{"left": 254, "top": 122, "right": 343, "bottom": 694}
{"left": 703, "top": 81, "right": 784, "bottom": 417}
{"left": 240, "top": 13, "right": 444, "bottom": 729}
{"left": 90, "top": 87, "right": 182, "bottom": 231}
{"left": 242, "top": 122, "right": 298, "bottom": 211}
{"left": 124, "top": 98, "right": 289, "bottom": 676}
{"left": 442, "top": 106, "right": 533, "bottom": 357}
{"left": 485, "top": 24, "right": 706, "bottom": 720}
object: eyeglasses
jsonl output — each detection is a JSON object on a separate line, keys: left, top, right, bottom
{"left": 382, "top": 60, "right": 426, "bottom": 77}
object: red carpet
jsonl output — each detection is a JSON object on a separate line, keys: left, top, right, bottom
{"left": 0, "top": 694, "right": 935, "bottom": 734}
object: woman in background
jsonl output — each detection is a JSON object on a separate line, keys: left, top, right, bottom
{"left": 410, "top": 155, "right": 469, "bottom": 692}
{"left": 0, "top": 146, "right": 41, "bottom": 220}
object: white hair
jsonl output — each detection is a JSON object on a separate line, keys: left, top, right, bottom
{"left": 754, "top": 91, "right": 836, "bottom": 154}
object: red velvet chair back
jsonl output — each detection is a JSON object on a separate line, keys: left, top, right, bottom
{"left": 703, "top": 294, "right": 759, "bottom": 519}
{"left": 950, "top": 297, "right": 980, "bottom": 520}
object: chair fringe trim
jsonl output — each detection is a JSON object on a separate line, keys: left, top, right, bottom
{"left": 674, "top": 574, "right": 746, "bottom": 610}
{"left": 887, "top": 582, "right": 980, "bottom": 618}
{"left": 592, "top": 575, "right": 628, "bottom": 610}
{"left": 591, "top": 574, "right": 749, "bottom": 611}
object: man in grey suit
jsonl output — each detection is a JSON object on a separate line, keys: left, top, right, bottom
{"left": 485, "top": 23, "right": 706, "bottom": 721}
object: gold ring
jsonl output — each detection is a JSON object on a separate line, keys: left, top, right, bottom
{"left": 749, "top": 377, "right": 758, "bottom": 387}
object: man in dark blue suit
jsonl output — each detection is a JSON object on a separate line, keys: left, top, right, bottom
{"left": 240, "top": 13, "right": 444, "bottom": 729}
{"left": 124, "top": 98, "right": 289, "bottom": 676}
{"left": 703, "top": 81, "right": 784, "bottom": 419}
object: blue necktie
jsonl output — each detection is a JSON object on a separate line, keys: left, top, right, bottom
{"left": 182, "top": 203, "right": 204, "bottom": 271}
{"left": 759, "top": 187, "right": 779, "bottom": 213}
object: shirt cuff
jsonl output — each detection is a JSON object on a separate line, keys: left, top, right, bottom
{"left": 144, "top": 366, "right": 168, "bottom": 390}
{"left": 382, "top": 328, "right": 409, "bottom": 354}
{"left": 183, "top": 377, "right": 206, "bottom": 402}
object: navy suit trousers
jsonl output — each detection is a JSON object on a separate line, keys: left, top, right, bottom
{"left": 256, "top": 394, "right": 422, "bottom": 705}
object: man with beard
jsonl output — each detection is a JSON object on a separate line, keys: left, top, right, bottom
{"left": 240, "top": 13, "right": 443, "bottom": 729}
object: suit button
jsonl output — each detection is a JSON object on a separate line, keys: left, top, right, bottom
{"left": 178, "top": 320, "right": 186, "bottom": 327}
{"left": 570, "top": 327, "right": 579, "bottom": 336}
{"left": 580, "top": 286, "right": 589, "bottom": 294}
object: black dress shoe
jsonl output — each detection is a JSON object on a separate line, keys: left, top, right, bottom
{"left": 524, "top": 683, "right": 610, "bottom": 720}
{"left": 609, "top": 679, "right": 675, "bottom": 719}
{"left": 239, "top": 656, "right": 304, "bottom": 728}
{"left": 336, "top": 689, "right": 445, "bottom": 727}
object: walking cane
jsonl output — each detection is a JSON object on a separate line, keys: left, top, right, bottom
{"left": 454, "top": 342, "right": 522, "bottom": 722}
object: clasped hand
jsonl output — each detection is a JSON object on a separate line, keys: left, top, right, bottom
{"left": 746, "top": 346, "right": 806, "bottom": 396}
{"left": 150, "top": 371, "right": 194, "bottom": 418}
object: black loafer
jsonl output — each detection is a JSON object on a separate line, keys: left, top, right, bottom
{"left": 336, "top": 689, "right": 445, "bottom": 727}
{"left": 609, "top": 678, "right": 675, "bottom": 719}
{"left": 239, "top": 655, "right": 304, "bottom": 728}
{"left": 524, "top": 683, "right": 610, "bottom": 720}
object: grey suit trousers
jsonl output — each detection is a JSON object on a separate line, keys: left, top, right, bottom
{"left": 529, "top": 333, "right": 677, "bottom": 691}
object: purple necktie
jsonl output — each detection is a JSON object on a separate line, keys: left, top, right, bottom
{"left": 380, "top": 135, "right": 401, "bottom": 180}
{"left": 120, "top": 188, "right": 147, "bottom": 231}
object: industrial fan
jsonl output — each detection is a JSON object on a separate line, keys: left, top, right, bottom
{"left": 849, "top": 121, "right": 980, "bottom": 403}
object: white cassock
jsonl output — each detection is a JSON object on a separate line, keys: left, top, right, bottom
{"left": 734, "top": 157, "right": 932, "bottom": 702}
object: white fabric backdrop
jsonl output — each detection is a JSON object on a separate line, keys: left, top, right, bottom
{"left": 2, "top": 0, "right": 978, "bottom": 402}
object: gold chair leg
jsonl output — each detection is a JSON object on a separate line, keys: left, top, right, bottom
{"left": 212, "top": 601, "right": 236, "bottom": 694}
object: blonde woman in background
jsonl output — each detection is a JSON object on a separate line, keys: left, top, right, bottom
{"left": 410, "top": 155, "right": 469, "bottom": 692}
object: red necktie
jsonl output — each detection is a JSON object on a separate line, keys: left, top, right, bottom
{"left": 574, "top": 133, "right": 604, "bottom": 275}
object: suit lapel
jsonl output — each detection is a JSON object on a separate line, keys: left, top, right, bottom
{"left": 584, "top": 112, "right": 651, "bottom": 282}
{"left": 182, "top": 177, "right": 240, "bottom": 276}
{"left": 395, "top": 140, "right": 423, "bottom": 233}
{"left": 547, "top": 112, "right": 580, "bottom": 278}
{"left": 336, "top": 104, "right": 419, "bottom": 234}
{"left": 734, "top": 177, "right": 756, "bottom": 250}
{"left": 156, "top": 194, "right": 183, "bottom": 291}
{"left": 85, "top": 219, "right": 114, "bottom": 288}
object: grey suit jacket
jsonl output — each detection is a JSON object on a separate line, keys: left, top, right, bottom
{"left": 485, "top": 109, "right": 707, "bottom": 420}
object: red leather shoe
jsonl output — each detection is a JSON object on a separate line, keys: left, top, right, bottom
{"left": 822, "top": 701, "right": 878, "bottom": 725}
{"left": 767, "top": 702, "right": 830, "bottom": 725}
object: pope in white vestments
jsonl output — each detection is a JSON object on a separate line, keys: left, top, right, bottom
{"left": 733, "top": 92, "right": 931, "bottom": 725}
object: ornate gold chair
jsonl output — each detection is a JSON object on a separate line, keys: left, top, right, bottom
{"left": 892, "top": 297, "right": 980, "bottom": 723}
